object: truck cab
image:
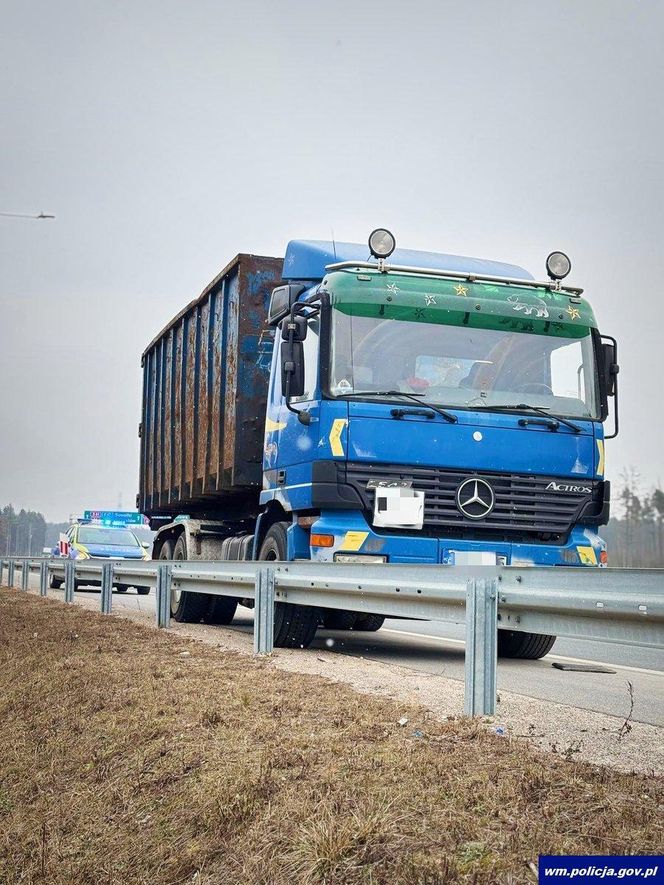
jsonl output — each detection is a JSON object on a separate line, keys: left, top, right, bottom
{"left": 141, "top": 232, "right": 618, "bottom": 657}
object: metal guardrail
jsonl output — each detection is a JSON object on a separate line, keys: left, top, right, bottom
{"left": 1, "top": 556, "right": 662, "bottom": 717}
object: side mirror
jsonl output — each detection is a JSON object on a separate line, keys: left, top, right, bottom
{"left": 141, "top": 541, "right": 150, "bottom": 550}
{"left": 281, "top": 339, "right": 305, "bottom": 399}
{"left": 599, "top": 336, "right": 619, "bottom": 439}
{"left": 281, "top": 315, "right": 307, "bottom": 342}
{"left": 602, "top": 341, "right": 619, "bottom": 397}
{"left": 268, "top": 283, "right": 306, "bottom": 325}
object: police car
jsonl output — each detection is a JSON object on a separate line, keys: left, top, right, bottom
{"left": 50, "top": 519, "right": 151, "bottom": 594}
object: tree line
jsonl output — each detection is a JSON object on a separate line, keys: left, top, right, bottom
{"left": 0, "top": 505, "right": 67, "bottom": 556}
{"left": 602, "top": 471, "right": 664, "bottom": 567}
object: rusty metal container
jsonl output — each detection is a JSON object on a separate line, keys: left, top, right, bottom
{"left": 138, "top": 253, "right": 283, "bottom": 518}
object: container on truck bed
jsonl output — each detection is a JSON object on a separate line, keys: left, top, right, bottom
{"left": 139, "top": 229, "right": 619, "bottom": 657}
{"left": 139, "top": 253, "right": 282, "bottom": 518}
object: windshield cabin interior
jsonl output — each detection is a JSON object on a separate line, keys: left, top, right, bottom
{"left": 329, "top": 308, "right": 599, "bottom": 419}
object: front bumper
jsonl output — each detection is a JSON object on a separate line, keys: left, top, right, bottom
{"left": 309, "top": 511, "right": 606, "bottom": 567}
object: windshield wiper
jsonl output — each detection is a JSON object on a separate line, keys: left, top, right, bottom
{"left": 335, "top": 390, "right": 458, "bottom": 424}
{"left": 471, "top": 403, "right": 582, "bottom": 433}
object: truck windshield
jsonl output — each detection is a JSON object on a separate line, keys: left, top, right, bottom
{"left": 78, "top": 527, "right": 140, "bottom": 546}
{"left": 328, "top": 307, "right": 599, "bottom": 420}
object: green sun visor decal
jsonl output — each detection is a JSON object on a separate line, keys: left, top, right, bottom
{"left": 324, "top": 269, "right": 597, "bottom": 339}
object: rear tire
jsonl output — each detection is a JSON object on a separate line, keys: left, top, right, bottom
{"left": 353, "top": 614, "right": 385, "bottom": 632}
{"left": 204, "top": 595, "right": 238, "bottom": 624}
{"left": 158, "top": 540, "right": 174, "bottom": 561}
{"left": 258, "top": 522, "right": 319, "bottom": 649}
{"left": 170, "top": 535, "right": 211, "bottom": 623}
{"left": 116, "top": 585, "right": 128, "bottom": 593}
{"left": 323, "top": 610, "right": 357, "bottom": 630}
{"left": 136, "top": 586, "right": 150, "bottom": 596}
{"left": 49, "top": 574, "right": 62, "bottom": 589}
{"left": 498, "top": 630, "right": 556, "bottom": 659}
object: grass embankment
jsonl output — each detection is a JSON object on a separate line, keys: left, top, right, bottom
{"left": 0, "top": 588, "right": 661, "bottom": 885}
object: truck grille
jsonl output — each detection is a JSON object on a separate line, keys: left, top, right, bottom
{"left": 345, "top": 462, "right": 597, "bottom": 543}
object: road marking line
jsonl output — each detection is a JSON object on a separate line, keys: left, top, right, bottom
{"left": 382, "top": 628, "right": 663, "bottom": 675}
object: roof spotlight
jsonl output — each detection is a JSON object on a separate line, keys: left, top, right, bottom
{"left": 368, "top": 228, "right": 396, "bottom": 260}
{"left": 546, "top": 251, "right": 572, "bottom": 281}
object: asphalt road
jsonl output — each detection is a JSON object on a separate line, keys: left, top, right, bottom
{"left": 25, "top": 574, "right": 662, "bottom": 728}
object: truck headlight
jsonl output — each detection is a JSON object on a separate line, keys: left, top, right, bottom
{"left": 368, "top": 228, "right": 396, "bottom": 259}
{"left": 546, "top": 251, "right": 571, "bottom": 280}
{"left": 333, "top": 554, "right": 387, "bottom": 563}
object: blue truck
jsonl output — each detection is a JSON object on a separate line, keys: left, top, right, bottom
{"left": 138, "top": 230, "right": 618, "bottom": 658}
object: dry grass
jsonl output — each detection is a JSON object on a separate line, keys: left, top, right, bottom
{"left": 0, "top": 588, "right": 661, "bottom": 885}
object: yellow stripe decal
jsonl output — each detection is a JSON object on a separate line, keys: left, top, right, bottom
{"left": 596, "top": 440, "right": 605, "bottom": 477}
{"left": 339, "top": 531, "right": 369, "bottom": 552}
{"left": 329, "top": 418, "right": 348, "bottom": 457}
{"left": 265, "top": 416, "right": 287, "bottom": 432}
{"left": 577, "top": 545, "right": 598, "bottom": 566}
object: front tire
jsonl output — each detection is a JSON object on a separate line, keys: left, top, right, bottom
{"left": 353, "top": 614, "right": 385, "bottom": 632}
{"left": 170, "top": 535, "right": 210, "bottom": 623}
{"left": 258, "top": 522, "right": 319, "bottom": 649}
{"left": 323, "top": 610, "right": 357, "bottom": 630}
{"left": 49, "top": 574, "right": 62, "bottom": 589}
{"left": 498, "top": 630, "right": 556, "bottom": 659}
{"left": 136, "top": 586, "right": 150, "bottom": 596}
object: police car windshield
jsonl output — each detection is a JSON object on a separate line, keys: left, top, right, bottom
{"left": 78, "top": 527, "right": 139, "bottom": 546}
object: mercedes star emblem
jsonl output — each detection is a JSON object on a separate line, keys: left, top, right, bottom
{"left": 456, "top": 477, "right": 495, "bottom": 520}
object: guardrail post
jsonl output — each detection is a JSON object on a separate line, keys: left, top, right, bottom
{"left": 100, "top": 562, "right": 113, "bottom": 614}
{"left": 254, "top": 566, "right": 275, "bottom": 655}
{"left": 0, "top": 558, "right": 4, "bottom": 585}
{"left": 8, "top": 560, "right": 15, "bottom": 588}
{"left": 156, "top": 564, "right": 172, "bottom": 628}
{"left": 64, "top": 561, "right": 75, "bottom": 603}
{"left": 21, "top": 560, "right": 30, "bottom": 592}
{"left": 464, "top": 577, "right": 498, "bottom": 717}
{"left": 39, "top": 561, "right": 49, "bottom": 597}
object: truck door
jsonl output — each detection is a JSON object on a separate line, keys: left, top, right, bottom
{"left": 263, "top": 314, "right": 322, "bottom": 511}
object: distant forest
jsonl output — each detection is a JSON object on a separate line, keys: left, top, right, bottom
{"left": 0, "top": 505, "right": 67, "bottom": 555}
{"left": 1, "top": 472, "right": 662, "bottom": 565}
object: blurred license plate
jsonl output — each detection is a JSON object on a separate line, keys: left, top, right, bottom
{"left": 449, "top": 552, "right": 507, "bottom": 566}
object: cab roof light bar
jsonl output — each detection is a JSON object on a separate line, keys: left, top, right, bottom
{"left": 324, "top": 260, "right": 584, "bottom": 297}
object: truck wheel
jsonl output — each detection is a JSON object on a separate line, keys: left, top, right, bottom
{"left": 170, "top": 535, "right": 210, "bottom": 623}
{"left": 498, "top": 630, "right": 556, "bottom": 659}
{"left": 258, "top": 522, "right": 319, "bottom": 649}
{"left": 49, "top": 574, "right": 62, "bottom": 589}
{"left": 136, "top": 586, "right": 150, "bottom": 596}
{"left": 204, "top": 595, "right": 238, "bottom": 625}
{"left": 323, "top": 610, "right": 357, "bottom": 630}
{"left": 158, "top": 540, "right": 174, "bottom": 560}
{"left": 353, "top": 614, "right": 385, "bottom": 632}
{"left": 116, "top": 585, "right": 128, "bottom": 593}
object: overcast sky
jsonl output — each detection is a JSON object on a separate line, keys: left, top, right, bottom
{"left": 1, "top": 0, "right": 662, "bottom": 521}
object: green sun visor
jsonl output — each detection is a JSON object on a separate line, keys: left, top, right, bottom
{"left": 323, "top": 269, "right": 597, "bottom": 339}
